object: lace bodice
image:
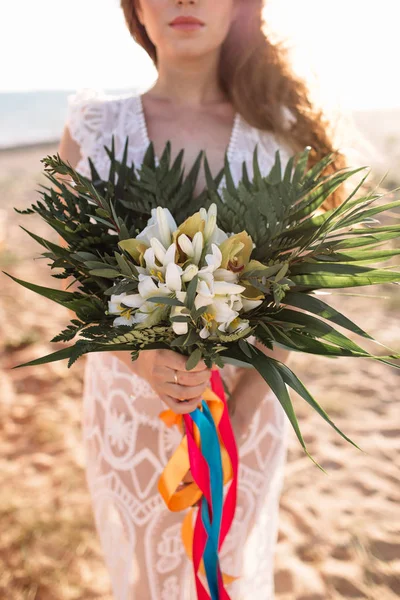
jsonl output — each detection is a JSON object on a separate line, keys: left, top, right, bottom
{"left": 66, "top": 87, "right": 296, "bottom": 191}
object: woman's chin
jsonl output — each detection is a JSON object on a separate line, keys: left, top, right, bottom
{"left": 165, "top": 41, "right": 213, "bottom": 60}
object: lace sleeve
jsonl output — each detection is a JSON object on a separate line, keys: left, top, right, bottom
{"left": 65, "top": 87, "right": 108, "bottom": 171}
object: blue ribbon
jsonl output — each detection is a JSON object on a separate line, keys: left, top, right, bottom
{"left": 191, "top": 400, "right": 224, "bottom": 599}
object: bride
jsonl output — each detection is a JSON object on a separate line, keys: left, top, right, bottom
{"left": 58, "top": 0, "right": 346, "bottom": 598}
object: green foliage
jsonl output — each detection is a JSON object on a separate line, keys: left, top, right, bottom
{"left": 50, "top": 320, "right": 86, "bottom": 343}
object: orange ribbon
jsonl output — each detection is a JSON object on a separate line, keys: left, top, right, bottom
{"left": 158, "top": 384, "right": 238, "bottom": 585}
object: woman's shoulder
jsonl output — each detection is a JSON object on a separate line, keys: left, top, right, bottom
{"left": 66, "top": 86, "right": 140, "bottom": 112}
{"left": 66, "top": 87, "right": 142, "bottom": 154}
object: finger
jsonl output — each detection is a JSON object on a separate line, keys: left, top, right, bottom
{"left": 163, "top": 367, "right": 211, "bottom": 387}
{"left": 156, "top": 350, "right": 189, "bottom": 371}
{"left": 154, "top": 365, "right": 178, "bottom": 385}
{"left": 160, "top": 394, "right": 202, "bottom": 415}
{"left": 154, "top": 366, "right": 209, "bottom": 387}
{"left": 163, "top": 382, "right": 209, "bottom": 401}
{"left": 157, "top": 350, "right": 209, "bottom": 372}
{"left": 185, "top": 359, "right": 209, "bottom": 372}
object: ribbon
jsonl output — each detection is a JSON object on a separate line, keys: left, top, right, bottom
{"left": 158, "top": 368, "right": 240, "bottom": 598}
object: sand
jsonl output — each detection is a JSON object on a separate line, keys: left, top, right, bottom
{"left": 0, "top": 143, "right": 399, "bottom": 599}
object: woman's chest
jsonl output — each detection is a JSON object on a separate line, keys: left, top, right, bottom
{"left": 139, "top": 99, "right": 240, "bottom": 198}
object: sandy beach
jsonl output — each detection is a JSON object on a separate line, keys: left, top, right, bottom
{"left": 0, "top": 142, "right": 399, "bottom": 599}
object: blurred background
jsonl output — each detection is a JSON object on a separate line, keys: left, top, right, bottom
{"left": 0, "top": 1, "right": 399, "bottom": 599}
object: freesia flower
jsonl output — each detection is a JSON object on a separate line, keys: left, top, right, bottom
{"left": 194, "top": 244, "right": 246, "bottom": 311}
{"left": 241, "top": 296, "right": 264, "bottom": 312}
{"left": 165, "top": 262, "right": 183, "bottom": 292}
{"left": 198, "top": 294, "right": 245, "bottom": 339}
{"left": 136, "top": 207, "right": 177, "bottom": 248}
{"left": 182, "top": 264, "right": 199, "bottom": 282}
{"left": 199, "top": 203, "right": 228, "bottom": 245}
{"left": 198, "top": 243, "right": 223, "bottom": 277}
{"left": 136, "top": 241, "right": 177, "bottom": 281}
{"left": 170, "top": 291, "right": 190, "bottom": 335}
{"left": 130, "top": 275, "right": 172, "bottom": 327}
{"left": 177, "top": 231, "right": 203, "bottom": 265}
{"left": 225, "top": 317, "right": 251, "bottom": 335}
{"left": 108, "top": 292, "right": 144, "bottom": 326}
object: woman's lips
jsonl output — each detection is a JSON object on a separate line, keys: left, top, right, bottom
{"left": 169, "top": 17, "right": 205, "bottom": 31}
{"left": 170, "top": 22, "right": 203, "bottom": 31}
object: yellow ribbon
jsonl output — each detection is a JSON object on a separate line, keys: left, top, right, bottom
{"left": 158, "top": 385, "right": 238, "bottom": 585}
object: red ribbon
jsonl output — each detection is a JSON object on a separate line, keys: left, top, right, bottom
{"left": 185, "top": 369, "right": 239, "bottom": 598}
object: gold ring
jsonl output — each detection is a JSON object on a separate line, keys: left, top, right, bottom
{"left": 174, "top": 371, "right": 178, "bottom": 385}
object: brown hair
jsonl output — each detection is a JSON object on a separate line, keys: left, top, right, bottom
{"left": 120, "top": 0, "right": 357, "bottom": 211}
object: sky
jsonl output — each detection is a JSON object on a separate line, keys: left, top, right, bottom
{"left": 1, "top": 0, "right": 399, "bottom": 110}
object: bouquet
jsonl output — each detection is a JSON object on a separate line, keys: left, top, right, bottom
{"left": 4, "top": 137, "right": 400, "bottom": 600}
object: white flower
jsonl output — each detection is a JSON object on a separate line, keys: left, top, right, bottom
{"left": 177, "top": 231, "right": 204, "bottom": 265}
{"left": 165, "top": 262, "right": 183, "bottom": 292}
{"left": 150, "top": 237, "right": 169, "bottom": 264}
{"left": 199, "top": 203, "right": 228, "bottom": 245}
{"left": 129, "top": 261, "right": 184, "bottom": 327}
{"left": 213, "top": 281, "right": 245, "bottom": 295}
{"left": 192, "top": 232, "right": 204, "bottom": 265}
{"left": 213, "top": 268, "right": 239, "bottom": 283}
{"left": 189, "top": 243, "right": 223, "bottom": 301}
{"left": 194, "top": 263, "right": 247, "bottom": 338}
{"left": 137, "top": 241, "right": 177, "bottom": 280}
{"left": 225, "top": 317, "right": 250, "bottom": 335}
{"left": 202, "top": 243, "right": 222, "bottom": 273}
{"left": 194, "top": 276, "right": 245, "bottom": 311}
{"left": 241, "top": 297, "right": 264, "bottom": 312}
{"left": 199, "top": 296, "right": 241, "bottom": 339}
{"left": 182, "top": 264, "right": 199, "bottom": 283}
{"left": 108, "top": 292, "right": 144, "bottom": 326}
{"left": 136, "top": 207, "right": 177, "bottom": 248}
{"left": 108, "top": 292, "right": 128, "bottom": 315}
{"left": 138, "top": 275, "right": 159, "bottom": 299}
{"left": 112, "top": 275, "right": 169, "bottom": 327}
{"left": 170, "top": 291, "right": 189, "bottom": 335}
{"left": 177, "top": 234, "right": 193, "bottom": 257}
{"left": 195, "top": 278, "right": 215, "bottom": 309}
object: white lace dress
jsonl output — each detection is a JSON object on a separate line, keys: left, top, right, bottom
{"left": 66, "top": 88, "right": 295, "bottom": 600}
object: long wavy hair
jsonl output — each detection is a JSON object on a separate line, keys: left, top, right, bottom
{"left": 120, "top": 0, "right": 356, "bottom": 211}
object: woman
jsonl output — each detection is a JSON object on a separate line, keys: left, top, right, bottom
{"left": 58, "top": 1, "right": 347, "bottom": 598}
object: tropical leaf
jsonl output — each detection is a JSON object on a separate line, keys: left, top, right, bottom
{"left": 270, "top": 357, "right": 361, "bottom": 449}
{"left": 2, "top": 271, "right": 80, "bottom": 306}
{"left": 249, "top": 345, "right": 324, "bottom": 470}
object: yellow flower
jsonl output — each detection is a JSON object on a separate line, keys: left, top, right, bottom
{"left": 173, "top": 212, "right": 205, "bottom": 243}
{"left": 241, "top": 284, "right": 264, "bottom": 300}
{"left": 219, "top": 231, "right": 254, "bottom": 273}
{"left": 118, "top": 238, "right": 149, "bottom": 266}
{"left": 240, "top": 259, "right": 266, "bottom": 306}
{"left": 242, "top": 259, "right": 266, "bottom": 275}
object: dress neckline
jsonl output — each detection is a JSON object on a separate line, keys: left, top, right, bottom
{"left": 136, "top": 93, "right": 241, "bottom": 166}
